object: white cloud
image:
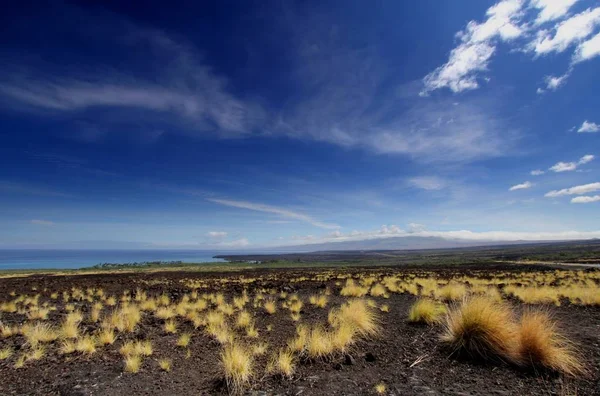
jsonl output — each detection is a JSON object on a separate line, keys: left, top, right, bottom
{"left": 578, "top": 120, "right": 600, "bottom": 133}
{"left": 207, "top": 231, "right": 228, "bottom": 238}
{"left": 421, "top": 0, "right": 524, "bottom": 94}
{"left": 530, "top": 169, "right": 545, "bottom": 176}
{"left": 530, "top": 7, "right": 600, "bottom": 55}
{"left": 207, "top": 198, "right": 340, "bottom": 229}
{"left": 549, "top": 154, "right": 595, "bottom": 172}
{"left": 573, "top": 31, "right": 600, "bottom": 62}
{"left": 408, "top": 176, "right": 446, "bottom": 190}
{"left": 544, "top": 73, "right": 569, "bottom": 90}
{"left": 549, "top": 161, "right": 577, "bottom": 172}
{"left": 30, "top": 219, "right": 54, "bottom": 226}
{"left": 0, "top": 27, "right": 264, "bottom": 140}
{"left": 545, "top": 182, "right": 600, "bottom": 197}
{"left": 530, "top": 0, "right": 580, "bottom": 24}
{"left": 509, "top": 181, "right": 533, "bottom": 191}
{"left": 571, "top": 195, "right": 600, "bottom": 203}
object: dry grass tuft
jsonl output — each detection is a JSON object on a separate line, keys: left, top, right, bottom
{"left": 408, "top": 298, "right": 446, "bottom": 324}
{"left": 268, "top": 349, "right": 295, "bottom": 377}
{"left": 159, "top": 358, "right": 172, "bottom": 372}
{"left": 221, "top": 342, "right": 253, "bottom": 394}
{"left": 177, "top": 333, "right": 191, "bottom": 348}
{"left": 124, "top": 355, "right": 142, "bottom": 373}
{"left": 516, "top": 310, "right": 585, "bottom": 377}
{"left": 441, "top": 296, "right": 518, "bottom": 362}
{"left": 374, "top": 382, "right": 387, "bottom": 394}
{"left": 0, "top": 346, "right": 13, "bottom": 360}
{"left": 264, "top": 300, "right": 277, "bottom": 314}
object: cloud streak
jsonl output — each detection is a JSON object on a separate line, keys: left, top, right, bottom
{"left": 509, "top": 181, "right": 532, "bottom": 191}
{"left": 207, "top": 198, "right": 340, "bottom": 229}
{"left": 545, "top": 182, "right": 600, "bottom": 197}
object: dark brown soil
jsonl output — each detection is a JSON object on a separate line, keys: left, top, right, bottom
{"left": 0, "top": 266, "right": 598, "bottom": 396}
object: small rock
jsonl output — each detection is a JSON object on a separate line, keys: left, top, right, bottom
{"left": 344, "top": 354, "right": 355, "bottom": 365}
{"left": 365, "top": 352, "right": 376, "bottom": 362}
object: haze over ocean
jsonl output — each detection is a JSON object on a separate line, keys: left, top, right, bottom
{"left": 0, "top": 250, "right": 228, "bottom": 270}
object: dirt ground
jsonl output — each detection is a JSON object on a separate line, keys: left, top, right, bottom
{"left": 0, "top": 266, "right": 598, "bottom": 396}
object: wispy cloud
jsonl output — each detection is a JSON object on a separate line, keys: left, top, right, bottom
{"left": 530, "top": 169, "right": 545, "bottom": 176}
{"left": 578, "top": 120, "right": 600, "bottom": 133}
{"left": 509, "top": 181, "right": 532, "bottom": 191}
{"left": 207, "top": 231, "right": 228, "bottom": 239}
{"left": 30, "top": 219, "right": 54, "bottom": 226}
{"left": 545, "top": 182, "right": 600, "bottom": 197}
{"left": 549, "top": 154, "right": 594, "bottom": 172}
{"left": 207, "top": 198, "right": 340, "bottom": 229}
{"left": 0, "top": 181, "right": 71, "bottom": 198}
{"left": 571, "top": 195, "right": 600, "bottom": 203}
{"left": 0, "top": 23, "right": 264, "bottom": 140}
{"left": 408, "top": 176, "right": 447, "bottom": 191}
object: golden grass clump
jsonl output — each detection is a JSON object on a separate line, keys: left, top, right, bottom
{"left": 408, "top": 298, "right": 446, "bottom": 324}
{"left": 124, "top": 355, "right": 142, "bottom": 373}
{"left": 369, "top": 283, "right": 387, "bottom": 297}
{"left": 264, "top": 300, "right": 277, "bottom": 314}
{"left": 516, "top": 310, "right": 585, "bottom": 376}
{"left": 340, "top": 279, "right": 369, "bottom": 297}
{"left": 220, "top": 342, "right": 253, "bottom": 394}
{"left": 177, "top": 333, "right": 191, "bottom": 347}
{"left": 164, "top": 319, "right": 177, "bottom": 334}
{"left": 309, "top": 295, "right": 328, "bottom": 308}
{"left": 268, "top": 349, "right": 295, "bottom": 377}
{"left": 374, "top": 383, "right": 386, "bottom": 394}
{"left": 441, "top": 296, "right": 518, "bottom": 362}
{"left": 22, "top": 322, "right": 59, "bottom": 346}
{"left": 0, "top": 346, "right": 13, "bottom": 360}
{"left": 437, "top": 283, "right": 468, "bottom": 301}
{"left": 27, "top": 345, "right": 46, "bottom": 361}
{"left": 236, "top": 310, "right": 252, "bottom": 328}
{"left": 60, "top": 340, "right": 76, "bottom": 354}
{"left": 306, "top": 326, "right": 334, "bottom": 358}
{"left": 97, "top": 328, "right": 116, "bottom": 345}
{"left": 330, "top": 299, "right": 379, "bottom": 337}
{"left": 159, "top": 358, "right": 171, "bottom": 372}
{"left": 75, "top": 335, "right": 97, "bottom": 354}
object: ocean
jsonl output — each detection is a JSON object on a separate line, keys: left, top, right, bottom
{"left": 0, "top": 249, "right": 228, "bottom": 270}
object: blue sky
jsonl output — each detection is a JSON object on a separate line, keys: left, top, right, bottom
{"left": 1, "top": 0, "right": 599, "bottom": 249}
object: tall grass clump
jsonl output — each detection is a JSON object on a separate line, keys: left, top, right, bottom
{"left": 516, "top": 310, "right": 585, "bottom": 377}
{"left": 441, "top": 296, "right": 518, "bottom": 362}
{"left": 220, "top": 342, "right": 253, "bottom": 394}
{"left": 408, "top": 298, "right": 446, "bottom": 324}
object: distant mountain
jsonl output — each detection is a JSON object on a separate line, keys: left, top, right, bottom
{"left": 271, "top": 236, "right": 540, "bottom": 253}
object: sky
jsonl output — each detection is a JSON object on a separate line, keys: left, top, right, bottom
{"left": 1, "top": 0, "right": 600, "bottom": 250}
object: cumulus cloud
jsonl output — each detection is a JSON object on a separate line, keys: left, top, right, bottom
{"left": 408, "top": 176, "right": 447, "bottom": 190}
{"left": 571, "top": 195, "right": 600, "bottom": 203}
{"left": 207, "top": 198, "right": 340, "bottom": 229}
{"left": 421, "top": 0, "right": 524, "bottom": 94}
{"left": 530, "top": 0, "right": 580, "bottom": 25}
{"left": 545, "top": 182, "right": 600, "bottom": 197}
{"left": 573, "top": 31, "right": 600, "bottom": 62}
{"left": 549, "top": 154, "right": 595, "bottom": 172}
{"left": 530, "top": 7, "right": 600, "bottom": 55}
{"left": 509, "top": 181, "right": 533, "bottom": 191}
{"left": 30, "top": 219, "right": 54, "bottom": 226}
{"left": 544, "top": 73, "right": 570, "bottom": 90}
{"left": 530, "top": 169, "right": 545, "bottom": 176}
{"left": 578, "top": 120, "right": 600, "bottom": 133}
